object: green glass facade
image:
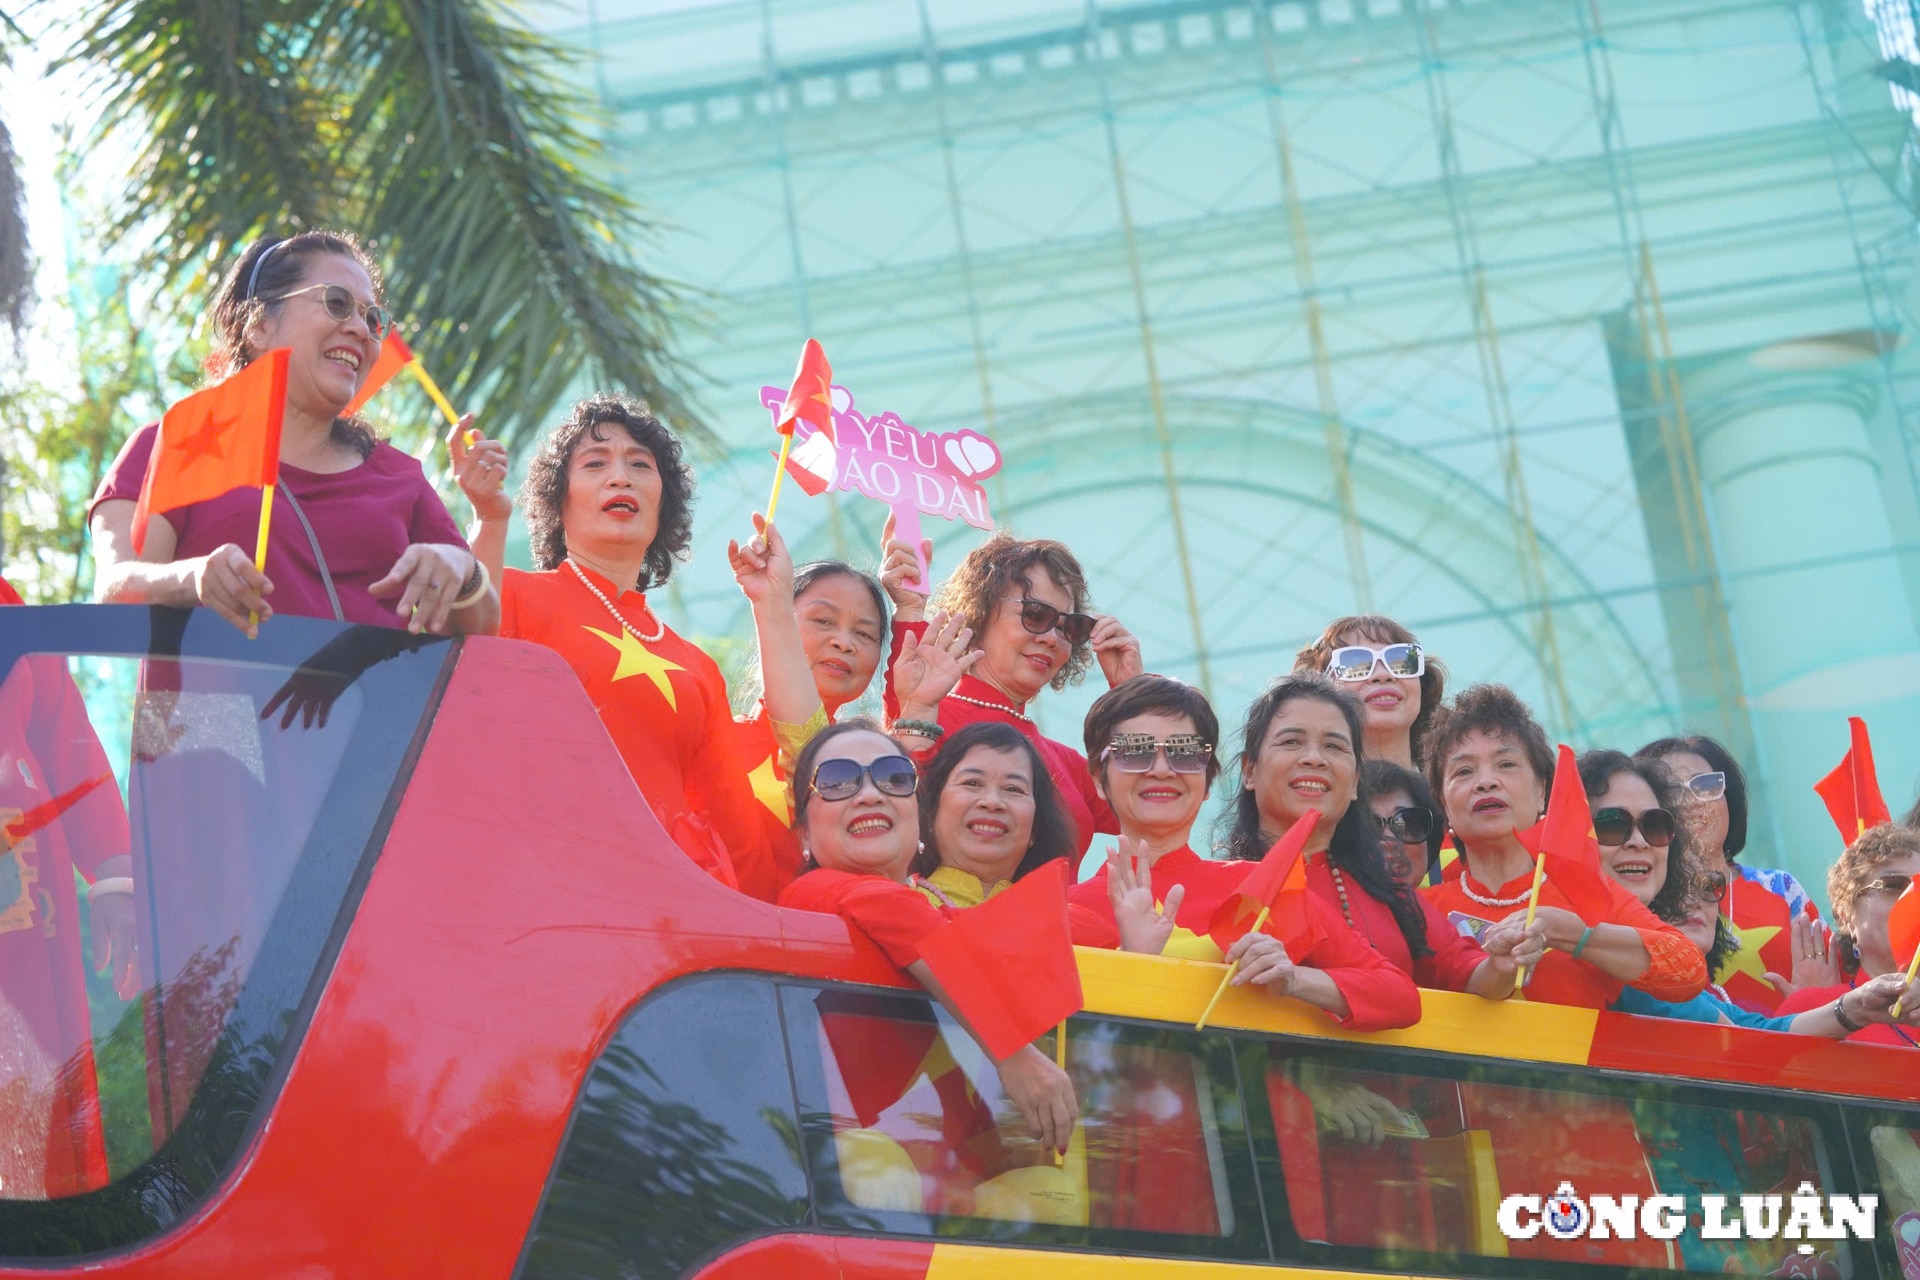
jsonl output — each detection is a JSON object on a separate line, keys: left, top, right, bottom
{"left": 546, "top": 0, "right": 1920, "bottom": 889}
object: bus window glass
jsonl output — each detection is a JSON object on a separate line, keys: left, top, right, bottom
{"left": 0, "top": 621, "right": 446, "bottom": 1257}
{"left": 783, "top": 986, "right": 1266, "bottom": 1260}
{"left": 1263, "top": 1048, "right": 1852, "bottom": 1278}
{"left": 1867, "top": 1125, "right": 1920, "bottom": 1279}
{"left": 519, "top": 977, "right": 809, "bottom": 1280}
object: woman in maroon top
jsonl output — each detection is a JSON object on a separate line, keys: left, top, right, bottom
{"left": 883, "top": 530, "right": 1143, "bottom": 854}
{"left": 88, "top": 232, "right": 496, "bottom": 636}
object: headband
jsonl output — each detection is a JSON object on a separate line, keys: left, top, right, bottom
{"left": 245, "top": 239, "right": 288, "bottom": 301}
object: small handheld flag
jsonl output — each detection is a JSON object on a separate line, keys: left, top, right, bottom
{"left": 1518, "top": 744, "right": 1607, "bottom": 985}
{"left": 1815, "top": 717, "right": 1892, "bottom": 845}
{"left": 132, "top": 350, "right": 289, "bottom": 555}
{"left": 766, "top": 339, "right": 833, "bottom": 524}
{"left": 1197, "top": 810, "right": 1322, "bottom": 1030}
{"left": 916, "top": 860, "right": 1082, "bottom": 1061}
{"left": 1887, "top": 879, "right": 1920, "bottom": 1017}
{"left": 344, "top": 330, "right": 462, "bottom": 426}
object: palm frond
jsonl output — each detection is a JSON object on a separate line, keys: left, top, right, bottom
{"left": 0, "top": 10, "right": 31, "bottom": 339}
{"left": 60, "top": 0, "right": 706, "bottom": 449}
{"left": 62, "top": 0, "right": 341, "bottom": 296}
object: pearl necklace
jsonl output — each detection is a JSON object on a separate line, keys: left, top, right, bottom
{"left": 567, "top": 558, "right": 664, "bottom": 644}
{"left": 944, "top": 690, "right": 1033, "bottom": 725}
{"left": 1458, "top": 869, "right": 1530, "bottom": 908}
{"left": 1325, "top": 859, "right": 1355, "bottom": 929}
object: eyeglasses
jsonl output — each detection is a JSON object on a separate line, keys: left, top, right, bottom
{"left": 1103, "top": 733, "right": 1213, "bottom": 774}
{"left": 1592, "top": 806, "right": 1676, "bottom": 848}
{"left": 1699, "top": 871, "right": 1729, "bottom": 903}
{"left": 1001, "top": 597, "right": 1096, "bottom": 646}
{"left": 270, "top": 283, "right": 394, "bottom": 340}
{"left": 810, "top": 754, "right": 919, "bottom": 801}
{"left": 1382, "top": 805, "right": 1434, "bottom": 845}
{"left": 1865, "top": 874, "right": 1913, "bottom": 896}
{"left": 1683, "top": 771, "right": 1727, "bottom": 802}
{"left": 1327, "top": 643, "right": 1424, "bottom": 682}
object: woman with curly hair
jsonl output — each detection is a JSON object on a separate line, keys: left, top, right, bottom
{"left": 1771, "top": 823, "right": 1920, "bottom": 1045}
{"left": 1294, "top": 615, "right": 1444, "bottom": 770}
{"left": 883, "top": 531, "right": 1144, "bottom": 853}
{"left": 492, "top": 394, "right": 770, "bottom": 894}
{"left": 90, "top": 232, "right": 495, "bottom": 636}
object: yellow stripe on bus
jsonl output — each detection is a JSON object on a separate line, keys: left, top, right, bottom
{"left": 1074, "top": 947, "right": 1599, "bottom": 1065}
{"left": 926, "top": 1242, "right": 1455, "bottom": 1280}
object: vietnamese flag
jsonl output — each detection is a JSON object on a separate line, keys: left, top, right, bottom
{"left": 773, "top": 339, "right": 836, "bottom": 497}
{"left": 343, "top": 330, "right": 416, "bottom": 416}
{"left": 916, "top": 860, "right": 1082, "bottom": 1061}
{"left": 1208, "top": 809, "right": 1324, "bottom": 956}
{"left": 1888, "top": 879, "right": 1920, "bottom": 971}
{"left": 1815, "top": 717, "right": 1892, "bottom": 844}
{"left": 130, "top": 349, "right": 288, "bottom": 553}
{"left": 1531, "top": 744, "right": 1614, "bottom": 925}
{"left": 2, "top": 773, "right": 115, "bottom": 852}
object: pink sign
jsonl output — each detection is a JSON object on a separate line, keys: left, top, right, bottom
{"left": 760, "top": 383, "right": 1001, "bottom": 592}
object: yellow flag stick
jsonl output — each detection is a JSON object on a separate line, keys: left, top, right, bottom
{"left": 406, "top": 360, "right": 461, "bottom": 426}
{"left": 247, "top": 483, "right": 276, "bottom": 635}
{"left": 1892, "top": 948, "right": 1920, "bottom": 1018}
{"left": 1513, "top": 852, "right": 1548, "bottom": 991}
{"left": 765, "top": 430, "right": 796, "bottom": 525}
{"left": 1196, "top": 903, "right": 1272, "bottom": 1031}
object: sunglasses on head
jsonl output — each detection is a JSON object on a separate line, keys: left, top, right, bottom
{"left": 270, "top": 282, "right": 393, "bottom": 340}
{"left": 1592, "top": 806, "right": 1675, "bottom": 848}
{"left": 1001, "top": 597, "right": 1096, "bottom": 646}
{"left": 1684, "top": 771, "right": 1728, "bottom": 802}
{"left": 1327, "top": 642, "right": 1424, "bottom": 682}
{"left": 1383, "top": 805, "right": 1434, "bottom": 845}
{"left": 810, "top": 754, "right": 918, "bottom": 802}
{"left": 1103, "top": 732, "right": 1213, "bottom": 774}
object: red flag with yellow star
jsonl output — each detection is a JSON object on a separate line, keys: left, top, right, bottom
{"left": 1814, "top": 716, "right": 1892, "bottom": 844}
{"left": 1889, "top": 879, "right": 1920, "bottom": 971}
{"left": 131, "top": 350, "right": 288, "bottom": 553}
{"left": 916, "top": 860, "right": 1082, "bottom": 1060}
{"left": 1535, "top": 744, "right": 1615, "bottom": 926}
{"left": 1208, "top": 809, "right": 1324, "bottom": 955}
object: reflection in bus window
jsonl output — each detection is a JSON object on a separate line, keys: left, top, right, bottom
{"left": 0, "top": 626, "right": 442, "bottom": 1251}
{"left": 1869, "top": 1125, "right": 1920, "bottom": 1279}
{"left": 798, "top": 992, "right": 1233, "bottom": 1238}
{"left": 1267, "top": 1049, "right": 1848, "bottom": 1277}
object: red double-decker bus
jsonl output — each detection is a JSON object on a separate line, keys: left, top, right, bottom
{"left": 2, "top": 608, "right": 1918, "bottom": 1278}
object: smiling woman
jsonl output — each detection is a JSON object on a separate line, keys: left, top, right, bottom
{"left": 86, "top": 233, "right": 496, "bottom": 637}
{"left": 495, "top": 394, "right": 773, "bottom": 897}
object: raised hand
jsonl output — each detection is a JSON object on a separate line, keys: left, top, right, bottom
{"left": 1107, "top": 836, "right": 1184, "bottom": 955}
{"left": 448, "top": 416, "right": 512, "bottom": 523}
{"left": 879, "top": 511, "right": 933, "bottom": 619}
{"left": 1766, "top": 913, "right": 1842, "bottom": 998}
{"left": 728, "top": 512, "right": 795, "bottom": 607}
{"left": 1089, "top": 614, "right": 1144, "bottom": 685}
{"left": 891, "top": 608, "right": 980, "bottom": 718}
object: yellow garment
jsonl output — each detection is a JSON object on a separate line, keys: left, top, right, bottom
{"left": 1161, "top": 920, "right": 1224, "bottom": 963}
{"left": 769, "top": 705, "right": 831, "bottom": 771}
{"left": 915, "top": 865, "right": 1012, "bottom": 910}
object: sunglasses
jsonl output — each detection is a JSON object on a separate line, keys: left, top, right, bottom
{"left": 1684, "top": 771, "right": 1727, "bottom": 802}
{"left": 1698, "top": 870, "right": 1729, "bottom": 903}
{"left": 1593, "top": 806, "right": 1676, "bottom": 848}
{"left": 810, "top": 754, "right": 919, "bottom": 802}
{"left": 1327, "top": 642, "right": 1424, "bottom": 682}
{"left": 271, "top": 282, "right": 394, "bottom": 340}
{"left": 1865, "top": 874, "right": 1914, "bottom": 896}
{"left": 1001, "top": 597, "right": 1096, "bottom": 646}
{"left": 1103, "top": 733, "right": 1213, "bottom": 774}
{"left": 1383, "top": 805, "right": 1435, "bottom": 845}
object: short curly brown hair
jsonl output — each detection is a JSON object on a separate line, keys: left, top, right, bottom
{"left": 1829, "top": 822, "right": 1920, "bottom": 939}
{"left": 1294, "top": 615, "right": 1448, "bottom": 766}
{"left": 1422, "top": 683, "right": 1554, "bottom": 819}
{"left": 520, "top": 394, "right": 695, "bottom": 590}
{"left": 932, "top": 530, "right": 1093, "bottom": 691}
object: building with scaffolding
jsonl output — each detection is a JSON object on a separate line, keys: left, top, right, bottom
{"left": 546, "top": 0, "right": 1920, "bottom": 890}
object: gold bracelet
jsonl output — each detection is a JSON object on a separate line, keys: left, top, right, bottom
{"left": 451, "top": 559, "right": 492, "bottom": 610}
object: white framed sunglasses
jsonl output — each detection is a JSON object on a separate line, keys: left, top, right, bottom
{"left": 1327, "top": 642, "right": 1424, "bottom": 682}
